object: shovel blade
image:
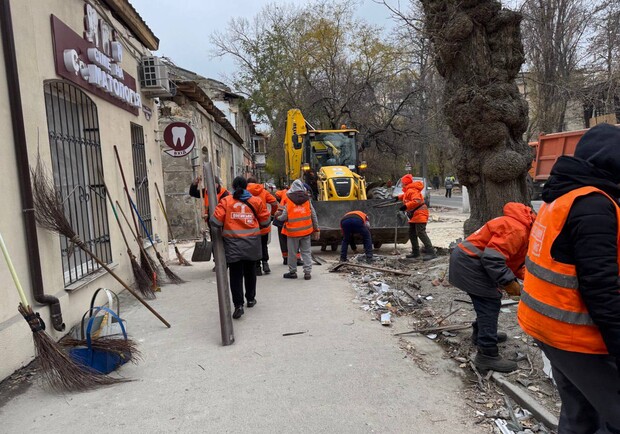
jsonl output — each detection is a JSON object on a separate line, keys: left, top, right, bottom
{"left": 191, "top": 238, "right": 212, "bottom": 262}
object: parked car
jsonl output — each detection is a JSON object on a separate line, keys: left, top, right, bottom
{"left": 392, "top": 177, "right": 431, "bottom": 207}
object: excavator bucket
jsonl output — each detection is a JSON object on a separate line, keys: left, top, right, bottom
{"left": 312, "top": 200, "right": 409, "bottom": 249}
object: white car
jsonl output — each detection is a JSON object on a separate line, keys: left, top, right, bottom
{"left": 391, "top": 177, "right": 431, "bottom": 207}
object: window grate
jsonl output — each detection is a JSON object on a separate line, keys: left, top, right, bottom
{"left": 131, "top": 123, "right": 152, "bottom": 239}
{"left": 44, "top": 81, "right": 112, "bottom": 286}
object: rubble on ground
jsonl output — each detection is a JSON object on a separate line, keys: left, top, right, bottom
{"left": 336, "top": 250, "right": 561, "bottom": 434}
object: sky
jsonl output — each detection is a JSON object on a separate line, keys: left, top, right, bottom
{"left": 129, "top": 0, "right": 398, "bottom": 86}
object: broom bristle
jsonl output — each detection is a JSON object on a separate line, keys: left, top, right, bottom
{"left": 61, "top": 336, "right": 142, "bottom": 364}
{"left": 155, "top": 251, "right": 185, "bottom": 284}
{"left": 175, "top": 246, "right": 192, "bottom": 266}
{"left": 140, "top": 250, "right": 161, "bottom": 286}
{"left": 131, "top": 256, "right": 156, "bottom": 299}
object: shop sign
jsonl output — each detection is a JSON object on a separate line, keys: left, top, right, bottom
{"left": 51, "top": 5, "right": 140, "bottom": 115}
{"left": 163, "top": 122, "right": 196, "bottom": 157}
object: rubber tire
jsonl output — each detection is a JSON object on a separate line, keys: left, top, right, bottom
{"left": 367, "top": 186, "right": 390, "bottom": 200}
{"left": 373, "top": 242, "right": 382, "bottom": 249}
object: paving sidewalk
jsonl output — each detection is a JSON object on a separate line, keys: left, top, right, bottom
{"left": 0, "top": 235, "right": 479, "bottom": 433}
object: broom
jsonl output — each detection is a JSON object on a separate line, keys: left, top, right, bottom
{"left": 101, "top": 179, "right": 156, "bottom": 299}
{"left": 112, "top": 145, "right": 161, "bottom": 286}
{"left": 61, "top": 336, "right": 141, "bottom": 364}
{"left": 154, "top": 182, "right": 191, "bottom": 266}
{"left": 30, "top": 159, "right": 170, "bottom": 328}
{"left": 0, "top": 232, "right": 126, "bottom": 391}
{"left": 128, "top": 192, "right": 185, "bottom": 284}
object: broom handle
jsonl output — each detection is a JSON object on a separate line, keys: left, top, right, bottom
{"left": 102, "top": 182, "right": 133, "bottom": 253}
{"left": 153, "top": 182, "right": 176, "bottom": 240}
{"left": 0, "top": 233, "right": 29, "bottom": 308}
{"left": 127, "top": 192, "right": 157, "bottom": 250}
{"left": 116, "top": 201, "right": 154, "bottom": 262}
{"left": 75, "top": 240, "right": 170, "bottom": 328}
{"left": 113, "top": 146, "right": 143, "bottom": 244}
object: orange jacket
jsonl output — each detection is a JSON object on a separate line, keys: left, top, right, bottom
{"left": 204, "top": 188, "right": 229, "bottom": 213}
{"left": 247, "top": 183, "right": 277, "bottom": 235}
{"left": 459, "top": 202, "right": 535, "bottom": 282}
{"left": 282, "top": 201, "right": 314, "bottom": 237}
{"left": 398, "top": 181, "right": 428, "bottom": 223}
{"left": 518, "top": 187, "right": 618, "bottom": 354}
{"left": 211, "top": 194, "right": 271, "bottom": 262}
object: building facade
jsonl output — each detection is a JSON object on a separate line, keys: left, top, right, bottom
{"left": 0, "top": 0, "right": 168, "bottom": 381}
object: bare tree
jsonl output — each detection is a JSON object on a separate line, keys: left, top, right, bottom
{"left": 420, "top": 0, "right": 531, "bottom": 234}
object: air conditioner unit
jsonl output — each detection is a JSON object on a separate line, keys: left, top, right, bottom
{"left": 140, "top": 56, "right": 174, "bottom": 97}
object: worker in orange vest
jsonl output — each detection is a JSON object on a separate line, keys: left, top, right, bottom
{"left": 449, "top": 202, "right": 536, "bottom": 372}
{"left": 189, "top": 175, "right": 229, "bottom": 217}
{"left": 274, "top": 186, "right": 302, "bottom": 266}
{"left": 340, "top": 211, "right": 373, "bottom": 263}
{"left": 518, "top": 124, "right": 620, "bottom": 433}
{"left": 247, "top": 176, "right": 278, "bottom": 275}
{"left": 398, "top": 174, "right": 436, "bottom": 260}
{"left": 276, "top": 179, "right": 319, "bottom": 280}
{"left": 211, "top": 176, "right": 270, "bottom": 320}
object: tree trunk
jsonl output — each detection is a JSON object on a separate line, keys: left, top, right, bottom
{"left": 420, "top": 0, "right": 531, "bottom": 235}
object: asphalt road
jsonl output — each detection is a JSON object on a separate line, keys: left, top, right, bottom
{"left": 430, "top": 195, "right": 463, "bottom": 209}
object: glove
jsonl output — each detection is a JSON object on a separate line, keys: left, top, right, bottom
{"left": 312, "top": 230, "right": 321, "bottom": 241}
{"left": 399, "top": 204, "right": 407, "bottom": 211}
{"left": 503, "top": 280, "right": 522, "bottom": 296}
{"left": 394, "top": 197, "right": 400, "bottom": 202}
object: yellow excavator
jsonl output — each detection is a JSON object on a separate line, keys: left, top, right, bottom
{"left": 284, "top": 109, "right": 408, "bottom": 250}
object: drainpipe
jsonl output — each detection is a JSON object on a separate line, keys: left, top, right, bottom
{"left": 0, "top": 0, "right": 65, "bottom": 331}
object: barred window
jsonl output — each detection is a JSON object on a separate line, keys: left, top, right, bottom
{"left": 131, "top": 123, "right": 152, "bottom": 239}
{"left": 44, "top": 81, "right": 112, "bottom": 286}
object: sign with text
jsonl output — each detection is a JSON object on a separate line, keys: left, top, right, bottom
{"left": 163, "top": 122, "right": 196, "bottom": 157}
{"left": 51, "top": 11, "right": 140, "bottom": 115}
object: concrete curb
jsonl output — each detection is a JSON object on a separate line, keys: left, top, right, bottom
{"left": 492, "top": 372, "right": 559, "bottom": 431}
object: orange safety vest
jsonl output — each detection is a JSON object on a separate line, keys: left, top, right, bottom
{"left": 211, "top": 195, "right": 265, "bottom": 239}
{"left": 341, "top": 211, "right": 368, "bottom": 223}
{"left": 518, "top": 186, "right": 620, "bottom": 354}
{"left": 282, "top": 201, "right": 313, "bottom": 237}
{"left": 204, "top": 188, "right": 229, "bottom": 211}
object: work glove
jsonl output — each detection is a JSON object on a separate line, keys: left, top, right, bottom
{"left": 312, "top": 230, "right": 321, "bottom": 241}
{"left": 399, "top": 204, "right": 407, "bottom": 211}
{"left": 393, "top": 197, "right": 400, "bottom": 202}
{"left": 502, "top": 280, "right": 522, "bottom": 296}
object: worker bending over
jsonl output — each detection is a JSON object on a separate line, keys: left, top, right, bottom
{"left": 449, "top": 202, "right": 536, "bottom": 373}
{"left": 340, "top": 211, "right": 373, "bottom": 263}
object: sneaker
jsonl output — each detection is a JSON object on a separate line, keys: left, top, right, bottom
{"left": 283, "top": 272, "right": 298, "bottom": 279}
{"left": 365, "top": 256, "right": 374, "bottom": 264}
{"left": 232, "top": 306, "right": 244, "bottom": 319}
{"left": 405, "top": 252, "right": 420, "bottom": 259}
{"left": 262, "top": 262, "right": 271, "bottom": 274}
{"left": 304, "top": 273, "right": 311, "bottom": 280}
{"left": 247, "top": 299, "right": 257, "bottom": 308}
{"left": 255, "top": 263, "right": 263, "bottom": 276}
{"left": 339, "top": 257, "right": 347, "bottom": 263}
{"left": 423, "top": 252, "right": 437, "bottom": 261}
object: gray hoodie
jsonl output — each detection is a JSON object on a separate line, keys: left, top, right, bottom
{"left": 277, "top": 179, "right": 319, "bottom": 231}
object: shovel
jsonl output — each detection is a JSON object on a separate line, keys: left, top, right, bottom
{"left": 192, "top": 180, "right": 213, "bottom": 262}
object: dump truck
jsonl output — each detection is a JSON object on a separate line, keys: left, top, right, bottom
{"left": 529, "top": 128, "right": 588, "bottom": 199}
{"left": 284, "top": 109, "right": 408, "bottom": 250}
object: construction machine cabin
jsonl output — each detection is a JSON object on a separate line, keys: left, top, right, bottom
{"left": 283, "top": 109, "right": 408, "bottom": 250}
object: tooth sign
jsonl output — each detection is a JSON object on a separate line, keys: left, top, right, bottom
{"left": 171, "top": 126, "right": 187, "bottom": 149}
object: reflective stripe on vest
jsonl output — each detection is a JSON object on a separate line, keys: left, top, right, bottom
{"left": 459, "top": 239, "right": 483, "bottom": 257}
{"left": 222, "top": 228, "right": 262, "bottom": 237}
{"left": 518, "top": 186, "right": 618, "bottom": 354}
{"left": 282, "top": 201, "right": 313, "bottom": 237}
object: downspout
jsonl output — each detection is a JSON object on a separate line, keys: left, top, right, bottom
{"left": 0, "top": 0, "right": 65, "bottom": 331}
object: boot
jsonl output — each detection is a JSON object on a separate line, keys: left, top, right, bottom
{"left": 283, "top": 272, "right": 298, "bottom": 279}
{"left": 262, "top": 261, "right": 271, "bottom": 274}
{"left": 471, "top": 329, "right": 508, "bottom": 346}
{"left": 232, "top": 306, "right": 244, "bottom": 319}
{"left": 255, "top": 262, "right": 263, "bottom": 276}
{"left": 406, "top": 251, "right": 420, "bottom": 259}
{"left": 283, "top": 257, "right": 288, "bottom": 265}
{"left": 422, "top": 248, "right": 437, "bottom": 261}
{"left": 474, "top": 347, "right": 517, "bottom": 373}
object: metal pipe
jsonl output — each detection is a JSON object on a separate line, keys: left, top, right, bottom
{"left": 204, "top": 161, "right": 234, "bottom": 345}
{"left": 0, "top": 0, "right": 64, "bottom": 331}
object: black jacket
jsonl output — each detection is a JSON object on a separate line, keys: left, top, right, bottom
{"left": 541, "top": 123, "right": 620, "bottom": 357}
{"left": 188, "top": 183, "right": 229, "bottom": 200}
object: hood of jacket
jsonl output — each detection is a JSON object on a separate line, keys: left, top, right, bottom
{"left": 247, "top": 183, "right": 265, "bottom": 197}
{"left": 287, "top": 179, "right": 309, "bottom": 205}
{"left": 401, "top": 174, "right": 414, "bottom": 186}
{"left": 542, "top": 124, "right": 620, "bottom": 202}
{"left": 503, "top": 202, "right": 536, "bottom": 228}
{"left": 404, "top": 181, "right": 423, "bottom": 193}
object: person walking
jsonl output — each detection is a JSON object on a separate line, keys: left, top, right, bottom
{"left": 444, "top": 176, "right": 454, "bottom": 198}
{"left": 449, "top": 202, "right": 536, "bottom": 372}
{"left": 276, "top": 179, "right": 319, "bottom": 280}
{"left": 398, "top": 174, "right": 436, "bottom": 260}
{"left": 339, "top": 211, "right": 373, "bottom": 263}
{"left": 211, "top": 176, "right": 270, "bottom": 319}
{"left": 517, "top": 123, "right": 620, "bottom": 433}
{"left": 247, "top": 177, "right": 278, "bottom": 275}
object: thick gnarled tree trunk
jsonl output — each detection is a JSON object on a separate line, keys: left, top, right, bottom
{"left": 420, "top": 0, "right": 531, "bottom": 235}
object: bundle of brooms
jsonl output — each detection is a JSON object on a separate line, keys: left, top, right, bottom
{"left": 30, "top": 157, "right": 171, "bottom": 330}
{"left": 0, "top": 233, "right": 127, "bottom": 391}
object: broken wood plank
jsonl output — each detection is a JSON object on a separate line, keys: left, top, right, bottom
{"left": 330, "top": 262, "right": 411, "bottom": 276}
{"left": 394, "top": 323, "right": 471, "bottom": 336}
